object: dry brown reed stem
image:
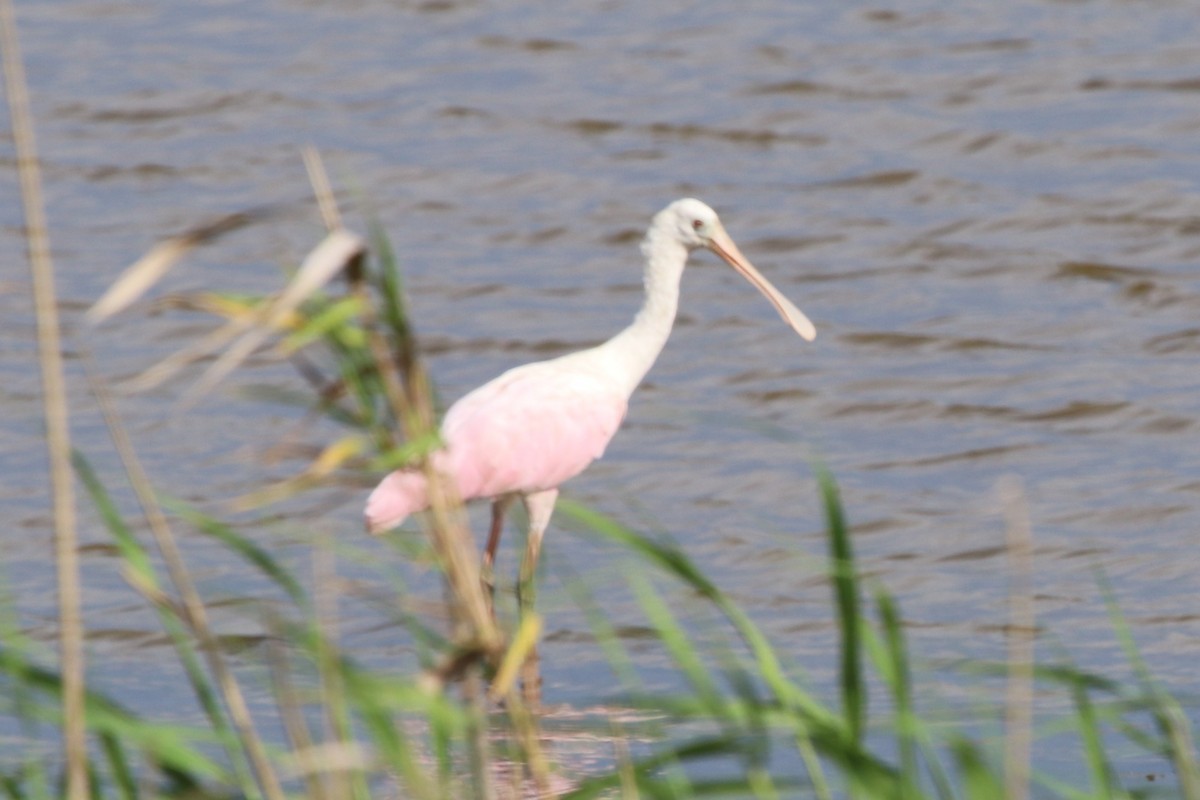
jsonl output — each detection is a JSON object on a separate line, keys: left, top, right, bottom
{"left": 0, "top": 1, "right": 88, "bottom": 796}
{"left": 612, "top": 727, "right": 638, "bottom": 800}
{"left": 419, "top": 469, "right": 503, "bottom": 652}
{"left": 1166, "top": 706, "right": 1200, "bottom": 800}
{"left": 123, "top": 315, "right": 254, "bottom": 393}
{"left": 86, "top": 209, "right": 269, "bottom": 325}
{"left": 462, "top": 668, "right": 498, "bottom": 800}
{"left": 304, "top": 144, "right": 343, "bottom": 233}
{"left": 313, "top": 533, "right": 354, "bottom": 800}
{"left": 301, "top": 147, "right": 549, "bottom": 796}
{"left": 300, "top": 148, "right": 500, "bottom": 651}
{"left": 1000, "top": 475, "right": 1034, "bottom": 800}
{"left": 346, "top": 216, "right": 506, "bottom": 796}
{"left": 360, "top": 253, "right": 501, "bottom": 656}
{"left": 298, "top": 151, "right": 488, "bottom": 650}
{"left": 266, "top": 634, "right": 329, "bottom": 800}
{"left": 279, "top": 744, "right": 373, "bottom": 781}
{"left": 84, "top": 362, "right": 287, "bottom": 800}
{"left": 501, "top": 690, "right": 553, "bottom": 799}
{"left": 378, "top": 259, "right": 554, "bottom": 799}
{"left": 180, "top": 228, "right": 366, "bottom": 409}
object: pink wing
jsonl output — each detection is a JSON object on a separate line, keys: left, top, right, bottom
{"left": 365, "top": 360, "right": 628, "bottom": 533}
{"left": 441, "top": 362, "right": 628, "bottom": 502}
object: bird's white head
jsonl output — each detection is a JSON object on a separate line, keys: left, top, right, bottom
{"left": 658, "top": 198, "right": 724, "bottom": 249}
{"left": 653, "top": 198, "right": 817, "bottom": 342}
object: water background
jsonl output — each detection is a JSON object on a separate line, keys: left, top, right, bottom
{"left": 3, "top": 0, "right": 1200, "bottom": 787}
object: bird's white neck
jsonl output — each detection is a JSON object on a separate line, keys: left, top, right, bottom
{"left": 596, "top": 225, "right": 689, "bottom": 397}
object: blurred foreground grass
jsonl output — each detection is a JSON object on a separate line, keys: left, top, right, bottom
{"left": 5, "top": 181, "right": 1198, "bottom": 798}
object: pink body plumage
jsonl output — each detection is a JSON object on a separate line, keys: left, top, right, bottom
{"left": 364, "top": 359, "right": 627, "bottom": 534}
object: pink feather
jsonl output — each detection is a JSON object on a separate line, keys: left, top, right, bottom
{"left": 365, "top": 361, "right": 627, "bottom": 534}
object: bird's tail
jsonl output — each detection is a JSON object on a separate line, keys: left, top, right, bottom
{"left": 364, "top": 470, "right": 429, "bottom": 535}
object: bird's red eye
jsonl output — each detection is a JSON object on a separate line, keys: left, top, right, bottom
{"left": 692, "top": 219, "right": 703, "bottom": 231}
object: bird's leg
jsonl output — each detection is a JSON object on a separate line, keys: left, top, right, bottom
{"left": 517, "top": 489, "right": 558, "bottom": 617}
{"left": 481, "top": 495, "right": 513, "bottom": 615}
{"left": 518, "top": 489, "right": 558, "bottom": 711}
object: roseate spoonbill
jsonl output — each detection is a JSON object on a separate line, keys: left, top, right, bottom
{"left": 365, "top": 198, "right": 815, "bottom": 589}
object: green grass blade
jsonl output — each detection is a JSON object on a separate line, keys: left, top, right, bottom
{"left": 559, "top": 498, "right": 902, "bottom": 792}
{"left": 0, "top": 771, "right": 29, "bottom": 800}
{"left": 0, "top": 645, "right": 230, "bottom": 783}
{"left": 631, "top": 575, "right": 723, "bottom": 712}
{"left": 1070, "top": 683, "right": 1125, "bottom": 800}
{"left": 72, "top": 452, "right": 156, "bottom": 589}
{"left": 0, "top": 584, "right": 52, "bottom": 800}
{"left": 366, "top": 216, "right": 414, "bottom": 350}
{"left": 324, "top": 333, "right": 386, "bottom": 430}
{"left": 950, "top": 737, "right": 1003, "bottom": 800}
{"left": 73, "top": 453, "right": 261, "bottom": 798}
{"left": 98, "top": 732, "right": 137, "bottom": 800}
{"left": 558, "top": 500, "right": 820, "bottom": 719}
{"left": 815, "top": 465, "right": 865, "bottom": 744}
{"left": 558, "top": 559, "right": 640, "bottom": 690}
{"left": 283, "top": 295, "right": 366, "bottom": 353}
{"left": 1097, "top": 571, "right": 1200, "bottom": 798}
{"left": 561, "top": 735, "right": 743, "bottom": 799}
{"left": 371, "top": 429, "right": 443, "bottom": 472}
{"left": 873, "top": 588, "right": 925, "bottom": 797}
{"left": 163, "top": 499, "right": 308, "bottom": 608}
